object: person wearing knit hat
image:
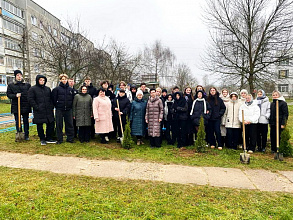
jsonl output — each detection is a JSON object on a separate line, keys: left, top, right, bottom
{"left": 240, "top": 89, "right": 248, "bottom": 104}
{"left": 7, "top": 70, "right": 31, "bottom": 140}
{"left": 219, "top": 88, "right": 230, "bottom": 147}
{"left": 130, "top": 89, "right": 147, "bottom": 145}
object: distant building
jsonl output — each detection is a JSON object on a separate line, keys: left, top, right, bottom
{"left": 275, "top": 55, "right": 293, "bottom": 97}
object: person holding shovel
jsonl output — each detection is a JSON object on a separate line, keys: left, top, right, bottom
{"left": 7, "top": 70, "right": 31, "bottom": 140}
{"left": 239, "top": 94, "right": 260, "bottom": 153}
{"left": 112, "top": 89, "right": 131, "bottom": 143}
{"left": 269, "top": 90, "right": 288, "bottom": 153}
{"left": 28, "top": 75, "right": 56, "bottom": 145}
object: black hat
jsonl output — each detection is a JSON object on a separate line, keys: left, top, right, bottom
{"left": 162, "top": 89, "right": 167, "bottom": 93}
{"left": 14, "top": 70, "right": 22, "bottom": 77}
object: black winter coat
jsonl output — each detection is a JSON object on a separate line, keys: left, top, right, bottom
{"left": 269, "top": 99, "right": 289, "bottom": 126}
{"left": 28, "top": 75, "right": 54, "bottom": 124}
{"left": 172, "top": 92, "right": 188, "bottom": 121}
{"left": 190, "top": 100, "right": 211, "bottom": 126}
{"left": 84, "top": 83, "right": 97, "bottom": 98}
{"left": 6, "top": 80, "right": 31, "bottom": 114}
{"left": 112, "top": 94, "right": 131, "bottom": 119}
{"left": 52, "top": 82, "right": 74, "bottom": 110}
{"left": 207, "top": 93, "right": 226, "bottom": 120}
{"left": 105, "top": 89, "right": 116, "bottom": 101}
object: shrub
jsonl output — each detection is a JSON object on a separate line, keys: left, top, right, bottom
{"left": 122, "top": 117, "right": 134, "bottom": 150}
{"left": 279, "top": 126, "right": 293, "bottom": 157}
{"left": 194, "top": 116, "right": 207, "bottom": 153}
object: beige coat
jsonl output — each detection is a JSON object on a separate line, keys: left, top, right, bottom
{"left": 145, "top": 96, "right": 163, "bottom": 137}
{"left": 223, "top": 100, "right": 242, "bottom": 128}
{"left": 93, "top": 96, "right": 114, "bottom": 134}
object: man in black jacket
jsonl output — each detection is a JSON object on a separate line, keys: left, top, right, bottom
{"left": 28, "top": 75, "right": 56, "bottom": 145}
{"left": 52, "top": 74, "right": 74, "bottom": 144}
{"left": 68, "top": 78, "right": 78, "bottom": 138}
{"left": 6, "top": 70, "right": 31, "bottom": 140}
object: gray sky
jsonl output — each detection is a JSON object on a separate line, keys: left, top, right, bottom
{"left": 34, "top": 0, "right": 212, "bottom": 84}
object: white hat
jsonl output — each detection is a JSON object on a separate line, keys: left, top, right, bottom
{"left": 136, "top": 90, "right": 143, "bottom": 96}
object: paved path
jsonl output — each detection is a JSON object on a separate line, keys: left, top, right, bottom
{"left": 0, "top": 151, "right": 292, "bottom": 193}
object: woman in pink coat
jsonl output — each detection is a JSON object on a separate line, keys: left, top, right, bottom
{"left": 93, "top": 88, "right": 114, "bottom": 143}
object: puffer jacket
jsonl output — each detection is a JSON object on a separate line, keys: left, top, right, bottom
{"left": 239, "top": 101, "right": 260, "bottom": 124}
{"left": 130, "top": 98, "right": 147, "bottom": 136}
{"left": 145, "top": 96, "right": 163, "bottom": 137}
{"left": 112, "top": 94, "right": 131, "bottom": 119}
{"left": 269, "top": 97, "right": 288, "bottom": 126}
{"left": 256, "top": 96, "right": 270, "bottom": 124}
{"left": 207, "top": 92, "right": 226, "bottom": 120}
{"left": 172, "top": 92, "right": 188, "bottom": 121}
{"left": 223, "top": 99, "right": 242, "bottom": 128}
{"left": 28, "top": 75, "right": 54, "bottom": 124}
{"left": 7, "top": 80, "right": 31, "bottom": 114}
{"left": 72, "top": 91, "right": 92, "bottom": 127}
{"left": 52, "top": 82, "right": 74, "bottom": 110}
{"left": 190, "top": 99, "right": 211, "bottom": 126}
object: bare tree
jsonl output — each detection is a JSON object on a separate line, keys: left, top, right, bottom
{"left": 141, "top": 40, "right": 176, "bottom": 83}
{"left": 91, "top": 39, "right": 142, "bottom": 85}
{"left": 203, "top": 0, "right": 293, "bottom": 94}
{"left": 173, "top": 63, "right": 198, "bottom": 91}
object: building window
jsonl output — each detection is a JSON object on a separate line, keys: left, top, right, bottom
{"left": 53, "top": 28, "right": 57, "bottom": 37}
{"left": 0, "top": 56, "right": 4, "bottom": 66}
{"left": 278, "top": 84, "right": 289, "bottom": 93}
{"left": 40, "top": 21, "right": 44, "bottom": 30}
{"left": 33, "top": 48, "right": 40, "bottom": 57}
{"left": 48, "top": 25, "right": 52, "bottom": 33}
{"left": 32, "top": 32, "right": 38, "bottom": 41}
{"left": 5, "top": 39, "right": 21, "bottom": 51}
{"left": 31, "top": 16, "right": 37, "bottom": 26}
{"left": 3, "top": 19, "right": 23, "bottom": 35}
{"left": 278, "top": 70, "right": 289, "bottom": 79}
{"left": 279, "top": 56, "right": 290, "bottom": 66}
{"left": 34, "top": 64, "right": 39, "bottom": 73}
{"left": 2, "top": 1, "right": 23, "bottom": 18}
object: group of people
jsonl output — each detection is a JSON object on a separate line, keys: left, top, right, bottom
{"left": 7, "top": 70, "right": 289, "bottom": 153}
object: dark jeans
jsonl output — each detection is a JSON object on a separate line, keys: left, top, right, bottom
{"left": 174, "top": 119, "right": 187, "bottom": 148}
{"left": 73, "top": 118, "right": 78, "bottom": 138}
{"left": 206, "top": 119, "right": 222, "bottom": 147}
{"left": 165, "top": 120, "right": 176, "bottom": 145}
{"left": 270, "top": 125, "right": 284, "bottom": 152}
{"left": 55, "top": 109, "right": 74, "bottom": 142}
{"left": 36, "top": 121, "right": 54, "bottom": 141}
{"left": 79, "top": 126, "right": 91, "bottom": 142}
{"left": 150, "top": 137, "right": 161, "bottom": 148}
{"left": 113, "top": 116, "right": 126, "bottom": 138}
{"left": 257, "top": 123, "right": 268, "bottom": 151}
{"left": 244, "top": 124, "right": 257, "bottom": 152}
{"left": 14, "top": 113, "right": 29, "bottom": 137}
{"left": 185, "top": 120, "right": 194, "bottom": 146}
{"left": 226, "top": 128, "right": 240, "bottom": 149}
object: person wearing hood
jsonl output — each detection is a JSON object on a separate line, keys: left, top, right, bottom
{"left": 239, "top": 94, "right": 260, "bottom": 153}
{"left": 269, "top": 90, "right": 289, "bottom": 153}
{"left": 130, "top": 90, "right": 147, "bottom": 145}
{"left": 172, "top": 91, "right": 189, "bottom": 148}
{"left": 220, "top": 88, "right": 230, "bottom": 147}
{"left": 83, "top": 76, "right": 97, "bottom": 139}
{"left": 184, "top": 87, "right": 195, "bottom": 146}
{"left": 52, "top": 74, "right": 75, "bottom": 144}
{"left": 190, "top": 90, "right": 211, "bottom": 140}
{"left": 73, "top": 85, "right": 93, "bottom": 143}
{"left": 240, "top": 89, "right": 248, "bottom": 104}
{"left": 223, "top": 92, "right": 242, "bottom": 149}
{"left": 145, "top": 88, "right": 164, "bottom": 148}
{"left": 161, "top": 89, "right": 168, "bottom": 103}
{"left": 7, "top": 70, "right": 31, "bottom": 140}
{"left": 255, "top": 89, "right": 270, "bottom": 152}
{"left": 28, "top": 75, "right": 55, "bottom": 145}
{"left": 206, "top": 87, "right": 226, "bottom": 150}
{"left": 112, "top": 89, "right": 131, "bottom": 142}
{"left": 164, "top": 94, "right": 176, "bottom": 145}
{"left": 93, "top": 88, "right": 114, "bottom": 144}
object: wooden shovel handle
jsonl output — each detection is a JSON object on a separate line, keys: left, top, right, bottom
{"left": 276, "top": 100, "right": 279, "bottom": 151}
{"left": 18, "top": 96, "right": 21, "bottom": 129}
{"left": 242, "top": 110, "right": 246, "bottom": 151}
{"left": 117, "top": 99, "right": 124, "bottom": 135}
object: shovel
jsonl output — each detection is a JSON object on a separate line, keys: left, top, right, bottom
{"left": 240, "top": 110, "right": 250, "bottom": 164}
{"left": 274, "top": 100, "right": 284, "bottom": 161}
{"left": 117, "top": 99, "right": 124, "bottom": 144}
{"left": 15, "top": 96, "right": 25, "bottom": 142}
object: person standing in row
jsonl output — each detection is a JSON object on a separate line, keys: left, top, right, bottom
{"left": 68, "top": 78, "right": 78, "bottom": 138}
{"left": 93, "top": 88, "right": 114, "bottom": 144}
{"left": 139, "top": 83, "right": 150, "bottom": 101}
{"left": 145, "top": 88, "right": 163, "bottom": 148}
{"left": 239, "top": 94, "right": 260, "bottom": 153}
{"left": 223, "top": 92, "right": 241, "bottom": 149}
{"left": 28, "top": 75, "right": 56, "bottom": 145}
{"left": 116, "top": 81, "right": 132, "bottom": 102}
{"left": 7, "top": 70, "right": 31, "bottom": 140}
{"left": 269, "top": 90, "right": 288, "bottom": 153}
{"left": 112, "top": 89, "right": 131, "bottom": 142}
{"left": 52, "top": 74, "right": 74, "bottom": 144}
{"left": 206, "top": 87, "right": 226, "bottom": 150}
{"left": 256, "top": 90, "right": 270, "bottom": 152}
{"left": 130, "top": 90, "right": 147, "bottom": 145}
{"left": 164, "top": 94, "right": 175, "bottom": 145}
{"left": 184, "top": 87, "right": 194, "bottom": 146}
{"left": 220, "top": 88, "right": 230, "bottom": 147}
{"left": 73, "top": 86, "right": 92, "bottom": 143}
{"left": 190, "top": 90, "right": 211, "bottom": 140}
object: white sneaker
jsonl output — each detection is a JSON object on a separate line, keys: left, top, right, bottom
{"left": 248, "top": 150, "right": 253, "bottom": 153}
{"left": 211, "top": 145, "right": 215, "bottom": 149}
{"left": 218, "top": 147, "right": 223, "bottom": 150}
{"left": 105, "top": 136, "right": 109, "bottom": 142}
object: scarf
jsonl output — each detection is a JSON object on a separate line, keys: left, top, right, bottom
{"left": 245, "top": 101, "right": 253, "bottom": 106}
{"left": 190, "top": 98, "right": 207, "bottom": 115}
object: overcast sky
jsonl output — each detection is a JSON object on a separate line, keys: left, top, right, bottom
{"left": 34, "top": 0, "right": 212, "bottom": 84}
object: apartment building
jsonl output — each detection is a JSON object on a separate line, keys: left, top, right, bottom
{"left": 275, "top": 55, "right": 293, "bottom": 97}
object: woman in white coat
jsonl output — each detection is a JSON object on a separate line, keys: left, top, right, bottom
{"left": 255, "top": 90, "right": 270, "bottom": 152}
{"left": 239, "top": 94, "right": 260, "bottom": 153}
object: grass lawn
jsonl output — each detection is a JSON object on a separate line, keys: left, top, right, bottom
{"left": 0, "top": 166, "right": 292, "bottom": 219}
{"left": 0, "top": 103, "right": 11, "bottom": 114}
